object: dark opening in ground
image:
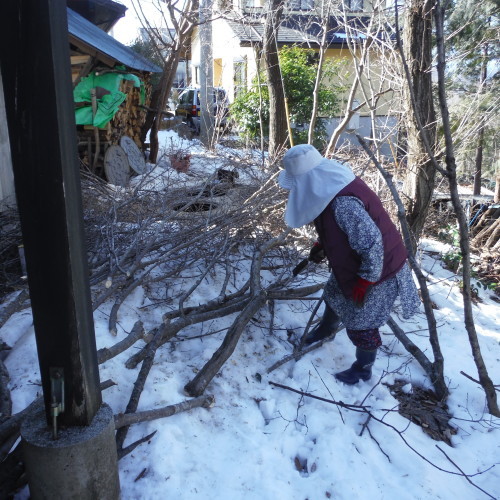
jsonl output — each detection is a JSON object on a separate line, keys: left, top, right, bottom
{"left": 172, "top": 201, "right": 218, "bottom": 212}
{"left": 186, "top": 185, "right": 228, "bottom": 198}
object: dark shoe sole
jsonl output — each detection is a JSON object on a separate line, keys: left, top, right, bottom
{"left": 335, "top": 370, "right": 371, "bottom": 385}
{"left": 303, "top": 321, "right": 342, "bottom": 346}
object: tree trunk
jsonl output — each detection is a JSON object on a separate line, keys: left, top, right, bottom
{"left": 473, "top": 49, "right": 488, "bottom": 197}
{"left": 401, "top": 0, "right": 437, "bottom": 250}
{"left": 357, "top": 134, "right": 448, "bottom": 401}
{"left": 434, "top": 2, "right": 499, "bottom": 417}
{"left": 473, "top": 126, "right": 484, "bottom": 196}
{"left": 263, "top": 0, "right": 288, "bottom": 159}
{"left": 139, "top": 86, "right": 161, "bottom": 147}
{"left": 149, "top": 54, "right": 183, "bottom": 163}
{"left": 138, "top": 2, "right": 199, "bottom": 162}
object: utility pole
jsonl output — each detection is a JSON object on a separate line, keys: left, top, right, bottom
{"left": 199, "top": 0, "right": 214, "bottom": 147}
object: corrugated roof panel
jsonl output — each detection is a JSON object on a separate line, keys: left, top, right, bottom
{"left": 67, "top": 8, "right": 162, "bottom": 73}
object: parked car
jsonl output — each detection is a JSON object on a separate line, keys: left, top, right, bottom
{"left": 175, "top": 87, "right": 229, "bottom": 133}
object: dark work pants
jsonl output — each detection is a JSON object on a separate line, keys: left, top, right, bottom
{"left": 346, "top": 328, "right": 382, "bottom": 350}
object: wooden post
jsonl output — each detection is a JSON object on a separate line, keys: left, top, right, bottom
{"left": 0, "top": 0, "right": 102, "bottom": 426}
{"left": 199, "top": 0, "right": 215, "bottom": 148}
{"left": 91, "top": 88, "right": 100, "bottom": 172}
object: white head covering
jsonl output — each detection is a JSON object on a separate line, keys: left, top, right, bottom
{"left": 278, "top": 144, "right": 356, "bottom": 228}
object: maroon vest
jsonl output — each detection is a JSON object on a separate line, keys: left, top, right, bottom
{"left": 314, "top": 177, "right": 407, "bottom": 299}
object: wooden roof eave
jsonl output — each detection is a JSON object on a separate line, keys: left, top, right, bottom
{"left": 69, "top": 34, "right": 117, "bottom": 69}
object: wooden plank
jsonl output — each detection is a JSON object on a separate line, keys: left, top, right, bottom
{"left": 70, "top": 54, "right": 91, "bottom": 65}
{"left": 69, "top": 34, "right": 116, "bottom": 68}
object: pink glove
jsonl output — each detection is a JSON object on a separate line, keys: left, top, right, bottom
{"left": 352, "top": 277, "right": 375, "bottom": 305}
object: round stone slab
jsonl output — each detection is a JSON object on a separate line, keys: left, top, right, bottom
{"left": 104, "top": 145, "right": 130, "bottom": 187}
{"left": 120, "top": 135, "right": 146, "bottom": 174}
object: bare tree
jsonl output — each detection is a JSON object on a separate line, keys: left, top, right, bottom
{"left": 434, "top": 0, "right": 499, "bottom": 416}
{"left": 263, "top": 0, "right": 289, "bottom": 159}
{"left": 340, "top": 1, "right": 498, "bottom": 411}
{"left": 307, "top": 3, "right": 333, "bottom": 145}
{"left": 325, "top": 2, "right": 397, "bottom": 157}
{"left": 133, "top": 0, "right": 200, "bottom": 163}
{"left": 398, "top": 0, "right": 438, "bottom": 250}
{"left": 446, "top": 0, "right": 499, "bottom": 196}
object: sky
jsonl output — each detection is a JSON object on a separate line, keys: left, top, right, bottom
{"left": 111, "top": 0, "right": 159, "bottom": 45}
{"left": 2, "top": 129, "right": 499, "bottom": 499}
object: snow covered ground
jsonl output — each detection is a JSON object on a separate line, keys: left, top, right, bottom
{"left": 2, "top": 131, "right": 499, "bottom": 500}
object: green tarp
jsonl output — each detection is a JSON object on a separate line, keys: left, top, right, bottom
{"left": 74, "top": 70, "right": 144, "bottom": 128}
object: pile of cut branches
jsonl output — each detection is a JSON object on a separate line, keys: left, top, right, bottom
{"left": 0, "top": 208, "right": 24, "bottom": 300}
{"left": 2, "top": 143, "right": 495, "bottom": 495}
{"left": 0, "top": 147, "right": 326, "bottom": 496}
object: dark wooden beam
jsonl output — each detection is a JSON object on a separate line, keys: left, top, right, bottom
{"left": 0, "top": 0, "right": 102, "bottom": 426}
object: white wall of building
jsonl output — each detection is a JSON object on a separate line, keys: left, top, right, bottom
{"left": 191, "top": 21, "right": 258, "bottom": 103}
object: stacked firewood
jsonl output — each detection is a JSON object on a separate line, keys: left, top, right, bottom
{"left": 107, "top": 74, "right": 152, "bottom": 148}
{"left": 471, "top": 205, "right": 500, "bottom": 293}
{"left": 471, "top": 204, "right": 500, "bottom": 251}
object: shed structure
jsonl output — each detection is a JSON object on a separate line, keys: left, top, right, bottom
{"left": 68, "top": 6, "right": 162, "bottom": 174}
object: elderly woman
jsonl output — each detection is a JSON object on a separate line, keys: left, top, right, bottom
{"left": 279, "top": 144, "right": 420, "bottom": 385}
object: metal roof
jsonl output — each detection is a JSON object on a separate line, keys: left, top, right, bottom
{"left": 67, "top": 8, "right": 162, "bottom": 73}
{"left": 227, "top": 15, "right": 374, "bottom": 47}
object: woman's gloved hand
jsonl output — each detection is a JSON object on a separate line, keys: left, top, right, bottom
{"left": 352, "top": 277, "right": 376, "bottom": 305}
{"left": 309, "top": 242, "right": 325, "bottom": 263}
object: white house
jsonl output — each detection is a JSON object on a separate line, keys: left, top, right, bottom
{"left": 188, "top": 0, "right": 398, "bottom": 155}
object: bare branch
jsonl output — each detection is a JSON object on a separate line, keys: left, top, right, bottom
{"left": 356, "top": 133, "right": 447, "bottom": 399}
{"left": 117, "top": 430, "right": 157, "bottom": 461}
{"left": 97, "top": 321, "right": 145, "bottom": 364}
{"left": 268, "top": 380, "right": 369, "bottom": 412}
{"left": 0, "top": 290, "right": 29, "bottom": 331}
{"left": 270, "top": 380, "right": 496, "bottom": 478}
{"left": 436, "top": 445, "right": 497, "bottom": 499}
{"left": 434, "top": 1, "right": 499, "bottom": 416}
{"left": 0, "top": 357, "right": 12, "bottom": 419}
{"left": 267, "top": 326, "right": 343, "bottom": 374}
{"left": 114, "top": 395, "right": 215, "bottom": 429}
{"left": 116, "top": 328, "right": 164, "bottom": 450}
{"left": 460, "top": 371, "right": 500, "bottom": 391}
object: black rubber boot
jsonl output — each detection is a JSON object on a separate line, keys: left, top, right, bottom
{"left": 335, "top": 347, "right": 377, "bottom": 385}
{"left": 303, "top": 304, "right": 341, "bottom": 346}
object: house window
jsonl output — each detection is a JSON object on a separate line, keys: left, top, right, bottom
{"left": 194, "top": 66, "right": 199, "bottom": 85}
{"left": 345, "top": 0, "right": 363, "bottom": 10}
{"left": 234, "top": 57, "right": 247, "bottom": 98}
{"left": 288, "top": 0, "right": 314, "bottom": 11}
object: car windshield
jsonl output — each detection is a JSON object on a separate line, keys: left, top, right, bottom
{"left": 179, "top": 90, "right": 194, "bottom": 104}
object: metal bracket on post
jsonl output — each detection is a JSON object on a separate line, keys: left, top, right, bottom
{"left": 50, "top": 367, "right": 65, "bottom": 440}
